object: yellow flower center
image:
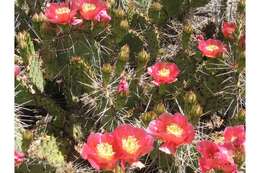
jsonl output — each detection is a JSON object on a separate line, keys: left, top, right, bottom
{"left": 206, "top": 45, "right": 219, "bottom": 51}
{"left": 96, "top": 142, "right": 115, "bottom": 160}
{"left": 166, "top": 123, "right": 183, "bottom": 137}
{"left": 82, "top": 3, "right": 96, "bottom": 13}
{"left": 55, "top": 7, "right": 71, "bottom": 15}
{"left": 122, "top": 136, "right": 140, "bottom": 154}
{"left": 158, "top": 68, "right": 170, "bottom": 77}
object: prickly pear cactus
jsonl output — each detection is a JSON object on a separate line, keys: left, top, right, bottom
{"left": 15, "top": 0, "right": 245, "bottom": 172}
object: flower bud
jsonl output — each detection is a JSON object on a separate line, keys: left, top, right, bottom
{"left": 119, "top": 19, "right": 129, "bottom": 30}
{"left": 119, "top": 44, "right": 130, "bottom": 62}
{"left": 102, "top": 64, "right": 113, "bottom": 85}
{"left": 106, "top": 0, "right": 115, "bottom": 8}
{"left": 32, "top": 12, "right": 47, "bottom": 23}
{"left": 153, "top": 103, "right": 166, "bottom": 115}
{"left": 140, "top": 111, "right": 158, "bottom": 123}
{"left": 15, "top": 65, "right": 21, "bottom": 77}
{"left": 32, "top": 13, "right": 40, "bottom": 22}
{"left": 117, "top": 77, "right": 129, "bottom": 94}
{"left": 184, "top": 91, "right": 197, "bottom": 103}
{"left": 238, "top": 0, "right": 245, "bottom": 13}
{"left": 183, "top": 23, "right": 193, "bottom": 34}
{"left": 15, "top": 151, "right": 25, "bottom": 167}
{"left": 231, "top": 108, "right": 246, "bottom": 125}
{"left": 138, "top": 49, "right": 150, "bottom": 63}
{"left": 238, "top": 108, "right": 245, "bottom": 118}
{"left": 114, "top": 8, "right": 125, "bottom": 18}
{"left": 16, "top": 31, "right": 28, "bottom": 49}
{"left": 190, "top": 104, "right": 203, "bottom": 116}
{"left": 102, "top": 63, "right": 113, "bottom": 74}
{"left": 150, "top": 2, "right": 162, "bottom": 11}
{"left": 72, "top": 123, "right": 84, "bottom": 141}
{"left": 23, "top": 130, "right": 33, "bottom": 141}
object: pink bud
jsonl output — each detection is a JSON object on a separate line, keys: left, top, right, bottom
{"left": 15, "top": 151, "right": 25, "bottom": 167}
{"left": 117, "top": 78, "right": 129, "bottom": 93}
{"left": 71, "top": 17, "right": 83, "bottom": 26}
{"left": 94, "top": 10, "right": 111, "bottom": 23}
{"left": 196, "top": 35, "right": 205, "bottom": 42}
{"left": 15, "top": 65, "right": 21, "bottom": 77}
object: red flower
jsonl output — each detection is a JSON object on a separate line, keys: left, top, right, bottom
{"left": 198, "top": 38, "right": 226, "bottom": 58}
{"left": 70, "top": 0, "right": 84, "bottom": 10}
{"left": 44, "top": 3, "right": 77, "bottom": 24}
{"left": 147, "top": 62, "right": 180, "bottom": 86}
{"left": 73, "top": 0, "right": 111, "bottom": 22}
{"left": 223, "top": 125, "right": 245, "bottom": 152}
{"left": 197, "top": 140, "right": 237, "bottom": 173}
{"left": 113, "top": 124, "right": 154, "bottom": 165}
{"left": 222, "top": 22, "right": 237, "bottom": 39}
{"left": 15, "top": 151, "right": 25, "bottom": 167}
{"left": 15, "top": 65, "right": 21, "bottom": 77}
{"left": 146, "top": 113, "right": 195, "bottom": 154}
{"left": 81, "top": 133, "right": 118, "bottom": 171}
{"left": 117, "top": 77, "right": 129, "bottom": 94}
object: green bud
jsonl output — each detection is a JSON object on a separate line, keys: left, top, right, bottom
{"left": 141, "top": 111, "right": 158, "bottom": 123}
{"left": 190, "top": 104, "right": 203, "bottom": 116}
{"left": 184, "top": 91, "right": 197, "bottom": 103}
{"left": 138, "top": 49, "right": 150, "bottom": 63}
{"left": 102, "top": 64, "right": 113, "bottom": 84}
{"left": 72, "top": 123, "right": 84, "bottom": 142}
{"left": 150, "top": 2, "right": 163, "bottom": 11}
{"left": 32, "top": 13, "right": 40, "bottom": 22}
{"left": 153, "top": 103, "right": 166, "bottom": 115}
{"left": 120, "top": 20, "right": 129, "bottom": 30}
{"left": 183, "top": 23, "right": 193, "bottom": 34}
{"left": 119, "top": 44, "right": 130, "bottom": 62}
{"left": 40, "top": 22, "right": 52, "bottom": 33}
{"left": 102, "top": 63, "right": 113, "bottom": 74}
{"left": 114, "top": 9, "right": 125, "bottom": 18}
{"left": 231, "top": 108, "right": 246, "bottom": 125}
{"left": 22, "top": 130, "right": 33, "bottom": 141}
{"left": 106, "top": 0, "right": 115, "bottom": 8}
{"left": 32, "top": 12, "right": 46, "bottom": 23}
{"left": 238, "top": 108, "right": 246, "bottom": 118}
{"left": 16, "top": 31, "right": 28, "bottom": 49}
{"left": 238, "top": 0, "right": 245, "bottom": 13}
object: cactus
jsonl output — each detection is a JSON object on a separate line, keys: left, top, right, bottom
{"left": 15, "top": 0, "right": 245, "bottom": 172}
{"left": 28, "top": 135, "right": 65, "bottom": 168}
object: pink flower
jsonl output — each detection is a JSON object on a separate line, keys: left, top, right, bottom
{"left": 147, "top": 113, "right": 195, "bottom": 154}
{"left": 223, "top": 125, "right": 245, "bottom": 153}
{"left": 44, "top": 3, "right": 77, "bottom": 24}
{"left": 147, "top": 62, "right": 180, "bottom": 86}
{"left": 113, "top": 124, "right": 154, "bottom": 165}
{"left": 197, "top": 38, "right": 226, "bottom": 58}
{"left": 72, "top": 0, "right": 111, "bottom": 23}
{"left": 81, "top": 133, "right": 118, "bottom": 171}
{"left": 197, "top": 140, "right": 238, "bottom": 173}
